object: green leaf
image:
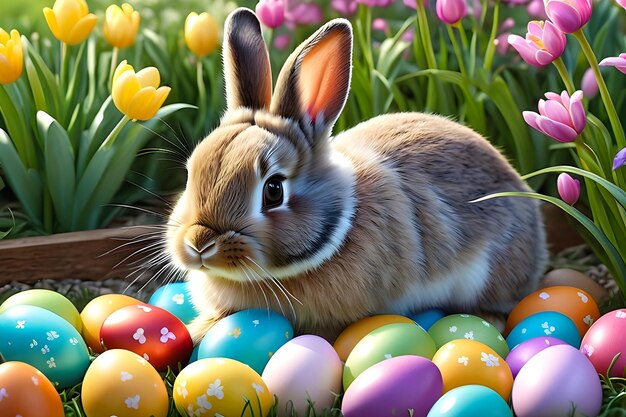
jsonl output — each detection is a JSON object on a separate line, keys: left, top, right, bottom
{"left": 72, "top": 147, "right": 114, "bottom": 229}
{"left": 37, "top": 111, "right": 76, "bottom": 231}
{"left": 22, "top": 36, "right": 63, "bottom": 120}
{"left": 0, "top": 209, "right": 15, "bottom": 239}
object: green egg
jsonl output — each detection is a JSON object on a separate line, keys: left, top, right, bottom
{"left": 428, "top": 314, "right": 509, "bottom": 359}
{"left": 343, "top": 322, "right": 437, "bottom": 390}
{"left": 0, "top": 289, "right": 83, "bottom": 332}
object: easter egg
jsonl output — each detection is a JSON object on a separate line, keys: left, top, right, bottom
{"left": 100, "top": 304, "right": 193, "bottom": 371}
{"left": 81, "top": 349, "right": 169, "bottom": 417}
{"left": 432, "top": 339, "right": 513, "bottom": 401}
{"left": 506, "top": 311, "right": 580, "bottom": 350}
{"left": 148, "top": 282, "right": 199, "bottom": 324}
{"left": 410, "top": 309, "right": 445, "bottom": 331}
{"left": 333, "top": 314, "right": 416, "bottom": 362}
{"left": 428, "top": 314, "right": 509, "bottom": 358}
{"left": 427, "top": 385, "right": 513, "bottom": 417}
{"left": 262, "top": 335, "right": 342, "bottom": 416}
{"left": 343, "top": 322, "right": 436, "bottom": 390}
{"left": 504, "top": 286, "right": 600, "bottom": 338}
{"left": 80, "top": 294, "right": 144, "bottom": 353}
{"left": 505, "top": 336, "right": 567, "bottom": 377}
{"left": 0, "top": 305, "right": 90, "bottom": 388}
{"left": 198, "top": 309, "right": 293, "bottom": 374}
{"left": 541, "top": 268, "right": 607, "bottom": 303}
{"left": 173, "top": 358, "right": 273, "bottom": 417}
{"left": 0, "top": 289, "right": 82, "bottom": 332}
{"left": 0, "top": 361, "right": 64, "bottom": 417}
{"left": 512, "top": 344, "right": 602, "bottom": 417}
{"left": 342, "top": 355, "right": 442, "bottom": 417}
{"left": 581, "top": 308, "right": 626, "bottom": 377}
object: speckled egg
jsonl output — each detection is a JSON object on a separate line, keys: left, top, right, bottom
{"left": 504, "top": 286, "right": 600, "bottom": 338}
{"left": 334, "top": 315, "right": 417, "bottom": 362}
{"left": 198, "top": 309, "right": 293, "bottom": 374}
{"left": 410, "top": 309, "right": 446, "bottom": 331}
{"left": 505, "top": 336, "right": 567, "bottom": 378}
{"left": 343, "top": 322, "right": 437, "bottom": 390}
{"left": 0, "top": 361, "right": 65, "bottom": 417}
{"left": 148, "top": 282, "right": 199, "bottom": 324}
{"left": 342, "top": 355, "right": 443, "bottom": 417}
{"left": 506, "top": 311, "right": 581, "bottom": 350}
{"left": 173, "top": 358, "right": 273, "bottom": 417}
{"left": 581, "top": 308, "right": 626, "bottom": 377}
{"left": 81, "top": 349, "right": 169, "bottom": 417}
{"left": 0, "top": 289, "right": 82, "bottom": 332}
{"left": 512, "top": 345, "right": 602, "bottom": 417}
{"left": 428, "top": 314, "right": 509, "bottom": 358}
{"left": 427, "top": 385, "right": 513, "bottom": 417}
{"left": 100, "top": 304, "right": 193, "bottom": 371}
{"left": 0, "top": 305, "right": 91, "bottom": 389}
{"left": 432, "top": 339, "right": 513, "bottom": 401}
{"left": 262, "top": 335, "right": 342, "bottom": 416}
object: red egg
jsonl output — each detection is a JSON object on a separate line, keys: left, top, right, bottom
{"left": 580, "top": 308, "right": 626, "bottom": 377}
{"left": 100, "top": 304, "right": 193, "bottom": 371}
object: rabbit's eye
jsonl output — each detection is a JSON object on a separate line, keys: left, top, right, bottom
{"left": 263, "top": 176, "right": 284, "bottom": 209}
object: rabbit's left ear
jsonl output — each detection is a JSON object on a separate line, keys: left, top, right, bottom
{"left": 271, "top": 19, "right": 352, "bottom": 135}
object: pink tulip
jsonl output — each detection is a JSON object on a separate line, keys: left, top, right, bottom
{"left": 372, "top": 18, "right": 389, "bottom": 34}
{"left": 507, "top": 20, "right": 566, "bottom": 67}
{"left": 331, "top": 0, "right": 358, "bottom": 15}
{"left": 580, "top": 67, "right": 598, "bottom": 99}
{"left": 494, "top": 18, "right": 515, "bottom": 55}
{"left": 617, "top": 0, "right": 626, "bottom": 8}
{"left": 614, "top": 147, "right": 626, "bottom": 171}
{"left": 284, "top": 0, "right": 323, "bottom": 26}
{"left": 599, "top": 53, "right": 626, "bottom": 75}
{"left": 544, "top": 0, "right": 592, "bottom": 33}
{"left": 557, "top": 173, "right": 580, "bottom": 205}
{"left": 357, "top": 0, "right": 394, "bottom": 6}
{"left": 523, "top": 90, "right": 586, "bottom": 142}
{"left": 527, "top": 0, "right": 547, "bottom": 19}
{"left": 403, "top": 0, "right": 429, "bottom": 9}
{"left": 436, "top": 0, "right": 467, "bottom": 25}
{"left": 255, "top": 0, "right": 285, "bottom": 29}
{"left": 273, "top": 33, "right": 291, "bottom": 50}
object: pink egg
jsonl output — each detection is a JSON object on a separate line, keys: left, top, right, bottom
{"left": 100, "top": 304, "right": 193, "bottom": 371}
{"left": 581, "top": 308, "right": 626, "bottom": 377}
{"left": 342, "top": 355, "right": 442, "bottom": 417}
{"left": 512, "top": 345, "right": 602, "bottom": 417}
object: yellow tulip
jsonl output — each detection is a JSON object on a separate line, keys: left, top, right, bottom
{"left": 112, "top": 60, "right": 170, "bottom": 121}
{"left": 0, "top": 28, "right": 23, "bottom": 84}
{"left": 43, "top": 0, "right": 98, "bottom": 45}
{"left": 184, "top": 12, "right": 219, "bottom": 58}
{"left": 103, "top": 3, "right": 140, "bottom": 49}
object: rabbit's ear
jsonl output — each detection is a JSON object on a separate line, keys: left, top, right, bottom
{"left": 271, "top": 19, "right": 352, "bottom": 135}
{"left": 223, "top": 8, "right": 272, "bottom": 111}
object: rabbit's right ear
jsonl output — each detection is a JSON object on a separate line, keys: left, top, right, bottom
{"left": 223, "top": 8, "right": 272, "bottom": 111}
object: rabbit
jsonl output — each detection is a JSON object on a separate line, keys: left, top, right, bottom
{"left": 167, "top": 7, "right": 549, "bottom": 344}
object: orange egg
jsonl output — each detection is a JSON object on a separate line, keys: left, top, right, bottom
{"left": 333, "top": 315, "right": 416, "bottom": 362}
{"left": 432, "top": 339, "right": 513, "bottom": 401}
{"left": 80, "top": 294, "right": 144, "bottom": 353}
{"left": 541, "top": 268, "right": 608, "bottom": 304}
{"left": 0, "top": 361, "right": 64, "bottom": 417}
{"left": 505, "top": 286, "right": 600, "bottom": 338}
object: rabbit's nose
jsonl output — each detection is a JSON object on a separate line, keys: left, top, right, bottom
{"left": 183, "top": 224, "right": 219, "bottom": 268}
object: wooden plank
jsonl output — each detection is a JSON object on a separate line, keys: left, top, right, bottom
{"left": 0, "top": 226, "right": 164, "bottom": 284}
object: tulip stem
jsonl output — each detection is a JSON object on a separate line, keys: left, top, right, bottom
{"left": 552, "top": 57, "right": 575, "bottom": 95}
{"left": 446, "top": 26, "right": 466, "bottom": 75}
{"left": 196, "top": 60, "right": 207, "bottom": 137}
{"left": 573, "top": 29, "right": 626, "bottom": 149}
{"left": 109, "top": 47, "right": 119, "bottom": 90}
{"left": 483, "top": 0, "right": 499, "bottom": 71}
{"left": 415, "top": 0, "right": 437, "bottom": 69}
{"left": 60, "top": 42, "right": 68, "bottom": 91}
{"left": 100, "top": 115, "right": 130, "bottom": 150}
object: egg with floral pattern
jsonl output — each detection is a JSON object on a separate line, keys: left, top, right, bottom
{"left": 581, "top": 308, "right": 626, "bottom": 377}
{"left": 81, "top": 349, "right": 169, "bottom": 417}
{"left": 428, "top": 314, "right": 509, "bottom": 358}
{"left": 173, "top": 358, "right": 273, "bottom": 417}
{"left": 148, "top": 282, "right": 199, "bottom": 324}
{"left": 506, "top": 311, "right": 581, "bottom": 350}
{"left": 0, "top": 289, "right": 83, "bottom": 332}
{"left": 0, "top": 361, "right": 65, "bottom": 417}
{"left": 100, "top": 304, "right": 193, "bottom": 371}
{"left": 0, "top": 305, "right": 90, "bottom": 389}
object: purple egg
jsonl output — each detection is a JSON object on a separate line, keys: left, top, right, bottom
{"left": 506, "top": 336, "right": 567, "bottom": 377}
{"left": 342, "top": 355, "right": 442, "bottom": 417}
{"left": 512, "top": 345, "right": 602, "bottom": 417}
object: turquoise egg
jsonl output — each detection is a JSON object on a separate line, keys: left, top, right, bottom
{"left": 148, "top": 282, "right": 199, "bottom": 325}
{"left": 0, "top": 305, "right": 91, "bottom": 389}
{"left": 197, "top": 309, "right": 293, "bottom": 374}
{"left": 410, "top": 309, "right": 445, "bottom": 331}
{"left": 427, "top": 385, "right": 513, "bottom": 417}
{"left": 506, "top": 311, "right": 580, "bottom": 350}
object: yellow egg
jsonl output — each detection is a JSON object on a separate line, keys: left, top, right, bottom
{"left": 174, "top": 358, "right": 273, "bottom": 417}
{"left": 81, "top": 349, "right": 169, "bottom": 417}
{"left": 432, "top": 339, "right": 513, "bottom": 401}
{"left": 80, "top": 294, "right": 144, "bottom": 353}
{"left": 0, "top": 361, "right": 64, "bottom": 417}
{"left": 333, "top": 314, "right": 416, "bottom": 362}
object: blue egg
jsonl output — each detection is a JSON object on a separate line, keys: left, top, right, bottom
{"left": 148, "top": 282, "right": 199, "bottom": 324}
{"left": 506, "top": 311, "right": 580, "bottom": 350}
{"left": 189, "top": 344, "right": 200, "bottom": 364}
{"left": 0, "top": 305, "right": 91, "bottom": 389}
{"left": 410, "top": 309, "right": 446, "bottom": 331}
{"left": 198, "top": 309, "right": 293, "bottom": 374}
{"left": 427, "top": 385, "right": 513, "bottom": 417}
